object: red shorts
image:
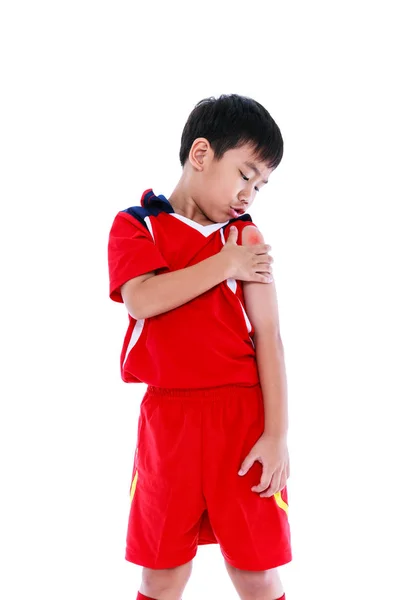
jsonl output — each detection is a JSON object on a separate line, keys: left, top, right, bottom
{"left": 125, "top": 383, "right": 292, "bottom": 571}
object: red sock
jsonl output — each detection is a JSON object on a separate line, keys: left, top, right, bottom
{"left": 136, "top": 592, "right": 182, "bottom": 600}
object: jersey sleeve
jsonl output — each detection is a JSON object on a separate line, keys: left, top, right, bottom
{"left": 108, "top": 211, "right": 169, "bottom": 303}
{"left": 224, "top": 218, "right": 258, "bottom": 245}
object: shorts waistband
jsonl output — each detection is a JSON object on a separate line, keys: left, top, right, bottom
{"left": 145, "top": 382, "right": 261, "bottom": 399}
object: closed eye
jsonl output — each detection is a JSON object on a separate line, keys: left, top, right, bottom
{"left": 240, "top": 170, "right": 260, "bottom": 192}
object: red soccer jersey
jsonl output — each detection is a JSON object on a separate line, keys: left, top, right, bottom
{"left": 108, "top": 189, "right": 260, "bottom": 388}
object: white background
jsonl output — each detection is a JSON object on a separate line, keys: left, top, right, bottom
{"left": 1, "top": 1, "right": 399, "bottom": 599}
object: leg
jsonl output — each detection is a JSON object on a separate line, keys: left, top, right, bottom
{"left": 127, "top": 391, "right": 206, "bottom": 570}
{"left": 225, "top": 560, "right": 284, "bottom": 600}
{"left": 202, "top": 385, "right": 292, "bottom": 578}
{"left": 139, "top": 559, "right": 193, "bottom": 600}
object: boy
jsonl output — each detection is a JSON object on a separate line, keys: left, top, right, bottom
{"left": 108, "top": 93, "right": 291, "bottom": 600}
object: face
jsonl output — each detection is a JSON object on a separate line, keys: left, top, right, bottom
{"left": 189, "top": 139, "right": 274, "bottom": 223}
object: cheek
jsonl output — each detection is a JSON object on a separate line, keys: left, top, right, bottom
{"left": 208, "top": 172, "right": 229, "bottom": 196}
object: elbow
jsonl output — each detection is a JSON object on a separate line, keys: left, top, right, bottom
{"left": 122, "top": 293, "right": 145, "bottom": 321}
{"left": 129, "top": 308, "right": 144, "bottom": 320}
{"left": 253, "top": 328, "right": 284, "bottom": 347}
{"left": 125, "top": 297, "right": 155, "bottom": 320}
{"left": 126, "top": 302, "right": 143, "bottom": 320}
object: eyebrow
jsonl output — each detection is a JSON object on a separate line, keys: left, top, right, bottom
{"left": 244, "top": 161, "right": 269, "bottom": 184}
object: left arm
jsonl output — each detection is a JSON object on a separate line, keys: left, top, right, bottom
{"left": 253, "top": 331, "right": 288, "bottom": 435}
{"left": 238, "top": 225, "right": 290, "bottom": 497}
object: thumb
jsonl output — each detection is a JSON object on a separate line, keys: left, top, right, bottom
{"left": 228, "top": 226, "right": 238, "bottom": 243}
{"left": 238, "top": 453, "right": 256, "bottom": 476}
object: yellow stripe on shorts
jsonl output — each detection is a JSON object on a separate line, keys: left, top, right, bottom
{"left": 274, "top": 491, "right": 289, "bottom": 514}
{"left": 130, "top": 470, "right": 138, "bottom": 502}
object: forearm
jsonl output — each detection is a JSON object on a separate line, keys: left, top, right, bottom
{"left": 135, "top": 253, "right": 230, "bottom": 319}
{"left": 254, "top": 332, "right": 289, "bottom": 437}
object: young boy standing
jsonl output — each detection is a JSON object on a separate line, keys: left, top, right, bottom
{"left": 108, "top": 94, "right": 291, "bottom": 600}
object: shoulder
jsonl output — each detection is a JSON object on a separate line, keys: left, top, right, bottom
{"left": 109, "top": 206, "right": 151, "bottom": 237}
{"left": 224, "top": 214, "right": 260, "bottom": 245}
{"left": 241, "top": 223, "right": 265, "bottom": 246}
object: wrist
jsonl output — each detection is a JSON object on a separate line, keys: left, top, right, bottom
{"left": 214, "top": 252, "right": 232, "bottom": 280}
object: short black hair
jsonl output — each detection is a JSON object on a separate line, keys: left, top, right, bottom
{"left": 179, "top": 93, "right": 283, "bottom": 170}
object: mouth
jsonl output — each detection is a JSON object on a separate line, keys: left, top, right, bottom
{"left": 230, "top": 207, "right": 245, "bottom": 217}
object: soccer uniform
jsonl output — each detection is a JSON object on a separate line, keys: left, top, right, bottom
{"left": 108, "top": 188, "right": 292, "bottom": 570}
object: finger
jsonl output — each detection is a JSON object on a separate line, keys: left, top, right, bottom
{"left": 238, "top": 454, "right": 256, "bottom": 476}
{"left": 260, "top": 470, "right": 282, "bottom": 498}
{"left": 253, "top": 272, "right": 272, "bottom": 283}
{"left": 257, "top": 262, "right": 273, "bottom": 273}
{"left": 251, "top": 468, "right": 272, "bottom": 493}
{"left": 253, "top": 244, "right": 271, "bottom": 253}
{"left": 277, "top": 471, "right": 287, "bottom": 493}
{"left": 252, "top": 478, "right": 272, "bottom": 493}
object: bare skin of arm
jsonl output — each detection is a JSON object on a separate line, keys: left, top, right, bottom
{"left": 121, "top": 226, "right": 273, "bottom": 320}
{"left": 238, "top": 224, "right": 290, "bottom": 498}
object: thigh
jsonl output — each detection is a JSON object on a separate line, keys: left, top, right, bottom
{"left": 203, "top": 384, "right": 292, "bottom": 571}
{"left": 126, "top": 392, "right": 206, "bottom": 569}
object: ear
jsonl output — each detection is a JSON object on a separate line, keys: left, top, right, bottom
{"left": 188, "top": 137, "right": 213, "bottom": 172}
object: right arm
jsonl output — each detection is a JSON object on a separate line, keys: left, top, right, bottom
{"left": 108, "top": 212, "right": 272, "bottom": 319}
{"left": 121, "top": 225, "right": 273, "bottom": 320}
{"left": 121, "top": 253, "right": 230, "bottom": 320}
